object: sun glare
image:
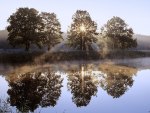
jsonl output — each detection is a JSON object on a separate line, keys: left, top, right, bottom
{"left": 80, "top": 24, "right": 86, "bottom": 32}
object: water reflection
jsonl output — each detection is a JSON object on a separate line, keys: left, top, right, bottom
{"left": 101, "top": 73, "right": 134, "bottom": 98}
{"left": 67, "top": 64, "right": 99, "bottom": 107}
{"left": 0, "top": 62, "right": 139, "bottom": 112}
{"left": 7, "top": 69, "right": 63, "bottom": 112}
{"left": 99, "top": 64, "right": 137, "bottom": 98}
{"left": 0, "top": 98, "right": 12, "bottom": 113}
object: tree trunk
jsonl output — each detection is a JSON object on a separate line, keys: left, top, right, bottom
{"left": 25, "top": 42, "right": 30, "bottom": 51}
{"left": 47, "top": 44, "right": 51, "bottom": 51}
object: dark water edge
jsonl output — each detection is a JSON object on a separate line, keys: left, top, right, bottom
{"left": 0, "top": 50, "right": 150, "bottom": 65}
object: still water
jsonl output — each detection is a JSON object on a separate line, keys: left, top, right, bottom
{"left": 0, "top": 59, "right": 150, "bottom": 113}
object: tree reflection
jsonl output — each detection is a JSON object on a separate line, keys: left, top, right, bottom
{"left": 67, "top": 64, "right": 98, "bottom": 107}
{"left": 100, "top": 64, "right": 137, "bottom": 98}
{"left": 7, "top": 69, "right": 63, "bottom": 112}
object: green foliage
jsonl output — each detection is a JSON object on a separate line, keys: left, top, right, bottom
{"left": 67, "top": 10, "right": 98, "bottom": 51}
{"left": 100, "top": 16, "right": 137, "bottom": 49}
{"left": 7, "top": 7, "right": 44, "bottom": 51}
{"left": 40, "top": 12, "right": 63, "bottom": 51}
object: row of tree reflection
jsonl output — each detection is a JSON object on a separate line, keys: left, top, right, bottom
{"left": 6, "top": 64, "right": 137, "bottom": 112}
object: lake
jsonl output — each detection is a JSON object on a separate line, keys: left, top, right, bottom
{"left": 0, "top": 58, "right": 150, "bottom": 113}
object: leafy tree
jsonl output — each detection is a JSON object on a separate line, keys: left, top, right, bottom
{"left": 7, "top": 7, "right": 44, "bottom": 51}
{"left": 67, "top": 10, "right": 98, "bottom": 52}
{"left": 100, "top": 16, "right": 137, "bottom": 49}
{"left": 40, "top": 12, "right": 63, "bottom": 51}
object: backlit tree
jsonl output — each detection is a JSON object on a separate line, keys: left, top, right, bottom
{"left": 101, "top": 16, "right": 137, "bottom": 49}
{"left": 67, "top": 10, "right": 98, "bottom": 52}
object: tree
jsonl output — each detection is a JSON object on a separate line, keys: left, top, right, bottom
{"left": 40, "top": 12, "right": 63, "bottom": 51}
{"left": 7, "top": 7, "right": 44, "bottom": 51}
{"left": 100, "top": 16, "right": 137, "bottom": 49}
{"left": 67, "top": 10, "right": 98, "bottom": 52}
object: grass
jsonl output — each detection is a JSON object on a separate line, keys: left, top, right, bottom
{"left": 5, "top": 61, "right": 138, "bottom": 82}
{"left": 6, "top": 64, "right": 53, "bottom": 82}
{"left": 99, "top": 63, "right": 137, "bottom": 77}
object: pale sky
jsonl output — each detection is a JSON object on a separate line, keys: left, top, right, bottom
{"left": 0, "top": 0, "right": 150, "bottom": 35}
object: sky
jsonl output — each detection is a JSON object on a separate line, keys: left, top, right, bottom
{"left": 0, "top": 0, "right": 150, "bottom": 35}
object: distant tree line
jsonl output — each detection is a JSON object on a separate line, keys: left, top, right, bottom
{"left": 7, "top": 7, "right": 137, "bottom": 51}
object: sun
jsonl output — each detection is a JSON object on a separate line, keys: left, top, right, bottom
{"left": 80, "top": 24, "right": 86, "bottom": 32}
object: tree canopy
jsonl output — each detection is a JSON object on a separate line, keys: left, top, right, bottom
{"left": 7, "top": 8, "right": 138, "bottom": 52}
{"left": 100, "top": 16, "right": 137, "bottom": 49}
{"left": 67, "top": 10, "right": 98, "bottom": 52}
{"left": 40, "top": 12, "right": 63, "bottom": 50}
{"left": 7, "top": 8, "right": 44, "bottom": 51}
